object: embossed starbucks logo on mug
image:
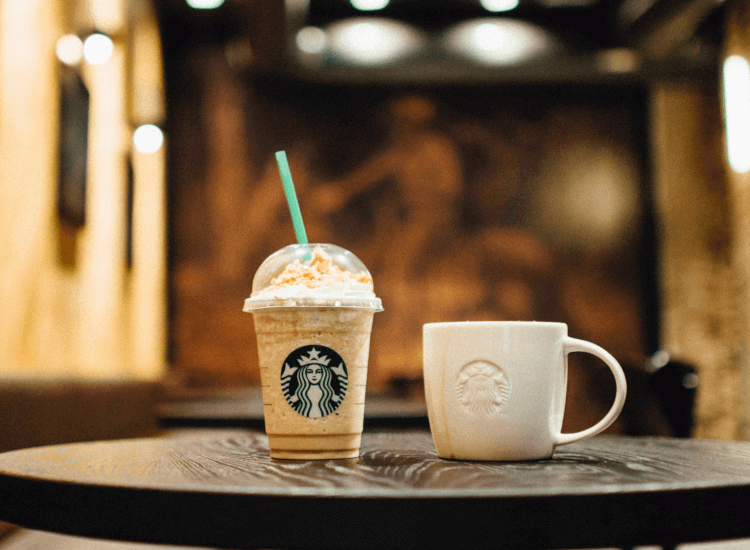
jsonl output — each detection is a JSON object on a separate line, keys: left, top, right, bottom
{"left": 281, "top": 345, "right": 348, "bottom": 418}
{"left": 456, "top": 360, "right": 511, "bottom": 415}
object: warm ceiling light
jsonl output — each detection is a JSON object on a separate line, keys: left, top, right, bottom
{"left": 83, "top": 33, "right": 114, "bottom": 65}
{"left": 56, "top": 34, "right": 84, "bottom": 65}
{"left": 724, "top": 55, "right": 750, "bottom": 174}
{"left": 186, "top": 0, "right": 225, "bottom": 9}
{"left": 133, "top": 124, "right": 164, "bottom": 154}
{"left": 351, "top": 0, "right": 390, "bottom": 10}
{"left": 326, "top": 18, "right": 425, "bottom": 66}
{"left": 444, "top": 19, "right": 558, "bottom": 65}
{"left": 296, "top": 26, "right": 328, "bottom": 54}
{"left": 480, "top": 0, "right": 520, "bottom": 12}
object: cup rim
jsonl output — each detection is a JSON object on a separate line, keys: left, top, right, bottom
{"left": 244, "top": 296, "right": 383, "bottom": 312}
{"left": 424, "top": 321, "right": 567, "bottom": 329}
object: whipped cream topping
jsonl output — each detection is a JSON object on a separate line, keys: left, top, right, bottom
{"left": 249, "top": 246, "right": 376, "bottom": 302}
{"left": 265, "top": 246, "right": 373, "bottom": 292}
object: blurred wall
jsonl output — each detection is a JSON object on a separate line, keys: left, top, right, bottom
{"left": 0, "top": 0, "right": 167, "bottom": 380}
{"left": 652, "top": 0, "right": 750, "bottom": 441}
{"left": 725, "top": 0, "right": 750, "bottom": 441}
{"left": 651, "top": 82, "right": 741, "bottom": 440}
{"left": 159, "top": 2, "right": 750, "bottom": 441}
{"left": 165, "top": 46, "right": 655, "bottom": 433}
{"left": 2, "top": 0, "right": 749, "bottom": 442}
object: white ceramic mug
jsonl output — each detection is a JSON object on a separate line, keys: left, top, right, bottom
{"left": 423, "top": 321, "right": 627, "bottom": 461}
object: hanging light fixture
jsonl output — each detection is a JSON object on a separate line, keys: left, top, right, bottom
{"left": 723, "top": 55, "right": 750, "bottom": 174}
{"left": 480, "top": 0, "right": 520, "bottom": 12}
{"left": 325, "top": 18, "right": 426, "bottom": 66}
{"left": 186, "top": 0, "right": 226, "bottom": 9}
{"left": 83, "top": 33, "right": 114, "bottom": 65}
{"left": 443, "top": 18, "right": 559, "bottom": 66}
{"left": 56, "top": 34, "right": 84, "bottom": 66}
{"left": 133, "top": 124, "right": 164, "bottom": 154}
{"left": 350, "top": 0, "right": 390, "bottom": 10}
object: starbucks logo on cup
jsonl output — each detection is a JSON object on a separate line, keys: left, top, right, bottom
{"left": 281, "top": 345, "right": 348, "bottom": 418}
{"left": 456, "top": 360, "right": 511, "bottom": 416}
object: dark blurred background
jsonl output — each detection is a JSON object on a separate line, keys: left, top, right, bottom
{"left": 153, "top": 0, "right": 723, "bottom": 435}
{"left": 0, "top": 0, "right": 744, "bottom": 452}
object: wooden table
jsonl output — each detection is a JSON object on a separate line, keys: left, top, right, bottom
{"left": 1, "top": 431, "right": 750, "bottom": 550}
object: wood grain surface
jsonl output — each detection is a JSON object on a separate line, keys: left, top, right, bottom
{"left": 1, "top": 431, "right": 750, "bottom": 549}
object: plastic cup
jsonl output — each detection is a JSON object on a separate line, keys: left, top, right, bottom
{"left": 243, "top": 244, "right": 383, "bottom": 459}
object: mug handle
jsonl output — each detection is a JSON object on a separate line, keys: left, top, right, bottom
{"left": 553, "top": 337, "right": 628, "bottom": 446}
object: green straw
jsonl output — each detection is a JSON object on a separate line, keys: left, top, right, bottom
{"left": 275, "top": 150, "right": 311, "bottom": 258}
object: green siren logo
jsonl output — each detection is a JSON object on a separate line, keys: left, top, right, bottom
{"left": 281, "top": 345, "right": 348, "bottom": 418}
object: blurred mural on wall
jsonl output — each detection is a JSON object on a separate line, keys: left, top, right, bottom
{"left": 167, "top": 49, "right": 655, "bottom": 409}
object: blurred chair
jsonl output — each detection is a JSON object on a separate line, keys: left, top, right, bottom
{"left": 646, "top": 352, "right": 698, "bottom": 438}
{"left": 613, "top": 352, "right": 698, "bottom": 438}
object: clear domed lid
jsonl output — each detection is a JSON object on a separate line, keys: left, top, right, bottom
{"left": 243, "top": 243, "right": 383, "bottom": 311}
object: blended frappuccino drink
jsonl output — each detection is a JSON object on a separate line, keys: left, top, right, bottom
{"left": 243, "top": 244, "right": 383, "bottom": 459}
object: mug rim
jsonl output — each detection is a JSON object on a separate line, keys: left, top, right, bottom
{"left": 423, "top": 321, "right": 567, "bottom": 329}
